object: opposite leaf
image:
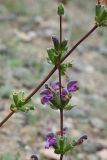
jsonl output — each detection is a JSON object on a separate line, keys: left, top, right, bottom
{"left": 10, "top": 91, "right": 34, "bottom": 112}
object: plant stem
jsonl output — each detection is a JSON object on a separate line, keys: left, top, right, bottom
{"left": 0, "top": 24, "right": 98, "bottom": 128}
{"left": 60, "top": 154, "right": 64, "bottom": 160}
{"left": 0, "top": 110, "right": 14, "bottom": 127}
{"left": 26, "top": 24, "right": 98, "bottom": 101}
{"left": 59, "top": 15, "right": 64, "bottom": 160}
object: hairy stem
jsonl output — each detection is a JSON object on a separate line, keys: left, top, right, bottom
{"left": 0, "top": 24, "right": 98, "bottom": 128}
{"left": 59, "top": 15, "right": 64, "bottom": 160}
{"left": 0, "top": 111, "right": 15, "bottom": 127}
{"left": 60, "top": 154, "right": 64, "bottom": 160}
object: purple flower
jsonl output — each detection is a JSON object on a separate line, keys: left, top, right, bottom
{"left": 40, "top": 89, "right": 53, "bottom": 104}
{"left": 50, "top": 81, "right": 59, "bottom": 92}
{"left": 40, "top": 80, "right": 79, "bottom": 105}
{"left": 45, "top": 133, "right": 57, "bottom": 149}
{"left": 67, "top": 81, "right": 79, "bottom": 92}
{"left": 61, "top": 88, "right": 69, "bottom": 101}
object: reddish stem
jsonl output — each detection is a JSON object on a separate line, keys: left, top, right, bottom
{"left": 0, "top": 111, "right": 15, "bottom": 127}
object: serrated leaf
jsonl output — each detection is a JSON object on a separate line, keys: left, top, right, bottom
{"left": 47, "top": 48, "right": 58, "bottom": 64}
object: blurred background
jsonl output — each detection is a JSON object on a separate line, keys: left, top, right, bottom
{"left": 0, "top": 0, "right": 107, "bottom": 159}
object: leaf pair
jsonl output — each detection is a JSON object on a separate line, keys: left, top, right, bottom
{"left": 10, "top": 91, "right": 34, "bottom": 112}
{"left": 47, "top": 36, "right": 68, "bottom": 65}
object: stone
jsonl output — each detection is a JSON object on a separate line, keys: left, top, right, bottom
{"left": 64, "top": 106, "right": 89, "bottom": 118}
{"left": 13, "top": 68, "right": 31, "bottom": 80}
{"left": 89, "top": 117, "right": 105, "bottom": 130}
{"left": 97, "top": 149, "right": 107, "bottom": 160}
{"left": 40, "top": 148, "right": 60, "bottom": 160}
{"left": 83, "top": 141, "right": 106, "bottom": 153}
{"left": 0, "top": 44, "right": 8, "bottom": 55}
{"left": 99, "top": 47, "right": 107, "bottom": 57}
{"left": 87, "top": 154, "right": 100, "bottom": 160}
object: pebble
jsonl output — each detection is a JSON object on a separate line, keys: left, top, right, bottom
{"left": 40, "top": 148, "right": 60, "bottom": 160}
{"left": 0, "top": 44, "right": 8, "bottom": 55}
{"left": 97, "top": 149, "right": 107, "bottom": 160}
{"left": 83, "top": 140, "right": 106, "bottom": 153}
{"left": 89, "top": 117, "right": 105, "bottom": 131}
{"left": 13, "top": 68, "right": 31, "bottom": 80}
{"left": 99, "top": 47, "right": 107, "bottom": 57}
{"left": 64, "top": 106, "right": 89, "bottom": 118}
{"left": 87, "top": 154, "right": 100, "bottom": 160}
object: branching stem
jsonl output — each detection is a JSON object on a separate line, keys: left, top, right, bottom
{"left": 0, "top": 24, "right": 98, "bottom": 128}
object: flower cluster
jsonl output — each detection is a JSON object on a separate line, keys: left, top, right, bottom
{"left": 40, "top": 80, "right": 79, "bottom": 110}
{"left": 44, "top": 131, "right": 88, "bottom": 154}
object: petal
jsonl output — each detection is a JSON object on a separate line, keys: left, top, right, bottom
{"left": 50, "top": 81, "right": 59, "bottom": 92}
{"left": 45, "top": 141, "right": 50, "bottom": 149}
{"left": 40, "top": 89, "right": 51, "bottom": 96}
{"left": 41, "top": 95, "right": 53, "bottom": 104}
{"left": 46, "top": 133, "right": 55, "bottom": 139}
{"left": 67, "top": 81, "right": 79, "bottom": 92}
{"left": 61, "top": 88, "right": 68, "bottom": 97}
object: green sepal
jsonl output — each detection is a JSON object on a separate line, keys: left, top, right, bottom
{"left": 59, "top": 137, "right": 65, "bottom": 152}
{"left": 57, "top": 3, "right": 64, "bottom": 16}
{"left": 63, "top": 144, "right": 72, "bottom": 153}
{"left": 60, "top": 62, "right": 73, "bottom": 75}
{"left": 60, "top": 40, "right": 68, "bottom": 52}
{"left": 50, "top": 93, "right": 61, "bottom": 108}
{"left": 64, "top": 104, "right": 75, "bottom": 110}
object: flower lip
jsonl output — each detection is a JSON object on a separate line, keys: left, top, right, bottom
{"left": 67, "top": 81, "right": 79, "bottom": 92}
{"left": 40, "top": 89, "right": 53, "bottom": 104}
{"left": 50, "top": 81, "right": 60, "bottom": 92}
{"left": 45, "top": 133, "right": 57, "bottom": 149}
{"left": 40, "top": 89, "right": 51, "bottom": 96}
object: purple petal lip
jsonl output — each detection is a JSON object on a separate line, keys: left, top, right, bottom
{"left": 45, "top": 133, "right": 57, "bottom": 149}
{"left": 67, "top": 81, "right": 79, "bottom": 92}
{"left": 40, "top": 89, "right": 52, "bottom": 96}
{"left": 40, "top": 89, "right": 53, "bottom": 104}
{"left": 61, "top": 88, "right": 68, "bottom": 97}
{"left": 50, "top": 81, "right": 59, "bottom": 92}
{"left": 41, "top": 95, "right": 53, "bottom": 104}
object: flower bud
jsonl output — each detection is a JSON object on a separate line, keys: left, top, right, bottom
{"left": 57, "top": 3, "right": 64, "bottom": 16}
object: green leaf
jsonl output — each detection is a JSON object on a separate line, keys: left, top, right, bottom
{"left": 60, "top": 62, "right": 73, "bottom": 75}
{"left": 10, "top": 91, "right": 34, "bottom": 112}
{"left": 47, "top": 48, "right": 58, "bottom": 64}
